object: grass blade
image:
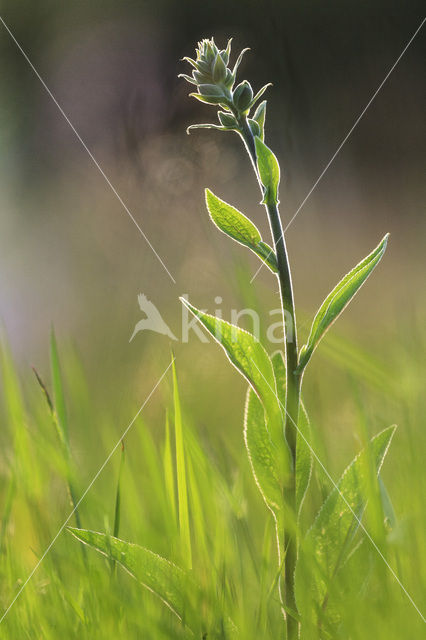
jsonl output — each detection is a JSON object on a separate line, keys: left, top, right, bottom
{"left": 163, "top": 411, "right": 177, "bottom": 526}
{"left": 50, "top": 329, "right": 69, "bottom": 446}
{"left": 172, "top": 358, "right": 192, "bottom": 570}
{"left": 33, "top": 364, "right": 83, "bottom": 534}
{"left": 113, "top": 441, "right": 125, "bottom": 532}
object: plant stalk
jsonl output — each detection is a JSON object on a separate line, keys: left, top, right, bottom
{"left": 239, "top": 115, "right": 301, "bottom": 639}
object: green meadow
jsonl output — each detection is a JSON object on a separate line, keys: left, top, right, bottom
{"left": 1, "top": 6, "right": 425, "bottom": 639}
{"left": 0, "top": 309, "right": 424, "bottom": 638}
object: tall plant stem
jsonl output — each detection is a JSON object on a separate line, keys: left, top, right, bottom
{"left": 238, "top": 115, "right": 301, "bottom": 639}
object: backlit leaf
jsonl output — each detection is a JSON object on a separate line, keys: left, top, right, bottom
{"left": 205, "top": 189, "right": 278, "bottom": 272}
{"left": 297, "top": 234, "right": 389, "bottom": 373}
{"left": 244, "top": 386, "right": 282, "bottom": 514}
{"left": 294, "top": 426, "right": 396, "bottom": 631}
{"left": 179, "top": 299, "right": 291, "bottom": 479}
{"left": 270, "top": 352, "right": 312, "bottom": 518}
{"left": 68, "top": 528, "right": 198, "bottom": 630}
{"left": 252, "top": 100, "right": 267, "bottom": 141}
{"left": 255, "top": 137, "right": 280, "bottom": 205}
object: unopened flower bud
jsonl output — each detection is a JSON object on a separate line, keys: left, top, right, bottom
{"left": 233, "top": 81, "right": 253, "bottom": 113}
{"left": 218, "top": 111, "right": 238, "bottom": 128}
{"left": 248, "top": 118, "right": 261, "bottom": 137}
{"left": 224, "top": 69, "right": 234, "bottom": 88}
{"left": 199, "top": 84, "right": 224, "bottom": 97}
{"left": 213, "top": 53, "right": 227, "bottom": 83}
{"left": 182, "top": 38, "right": 271, "bottom": 117}
{"left": 205, "top": 41, "right": 216, "bottom": 63}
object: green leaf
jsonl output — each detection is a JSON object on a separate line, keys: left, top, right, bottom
{"left": 189, "top": 92, "right": 227, "bottom": 106}
{"left": 232, "top": 47, "right": 250, "bottom": 77}
{"left": 213, "top": 52, "right": 227, "bottom": 83}
{"left": 297, "top": 234, "right": 389, "bottom": 373}
{"left": 244, "top": 386, "right": 282, "bottom": 514}
{"left": 252, "top": 100, "right": 267, "bottom": 141}
{"left": 186, "top": 123, "right": 229, "bottom": 133}
{"left": 217, "top": 111, "right": 238, "bottom": 129}
{"left": 294, "top": 425, "right": 396, "bottom": 631}
{"left": 177, "top": 73, "right": 197, "bottom": 86}
{"left": 198, "top": 83, "right": 224, "bottom": 97}
{"left": 179, "top": 299, "right": 291, "bottom": 479}
{"left": 243, "top": 351, "right": 311, "bottom": 565}
{"left": 249, "top": 84, "right": 272, "bottom": 110}
{"left": 247, "top": 118, "right": 261, "bottom": 138}
{"left": 205, "top": 189, "right": 278, "bottom": 273}
{"left": 270, "top": 352, "right": 312, "bottom": 518}
{"left": 295, "top": 404, "right": 312, "bottom": 519}
{"left": 254, "top": 241, "right": 278, "bottom": 272}
{"left": 255, "top": 137, "right": 280, "bottom": 205}
{"left": 68, "top": 528, "right": 199, "bottom": 630}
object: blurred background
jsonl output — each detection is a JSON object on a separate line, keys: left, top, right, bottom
{"left": 0, "top": 1, "right": 425, "bottom": 636}
{"left": 1, "top": 0, "right": 425, "bottom": 444}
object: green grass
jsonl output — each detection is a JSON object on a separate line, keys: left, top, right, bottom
{"left": 0, "top": 34, "right": 424, "bottom": 636}
{"left": 0, "top": 321, "right": 424, "bottom": 639}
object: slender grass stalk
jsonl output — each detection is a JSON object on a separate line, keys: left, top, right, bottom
{"left": 163, "top": 410, "right": 177, "bottom": 526}
{"left": 110, "top": 439, "right": 125, "bottom": 574}
{"left": 172, "top": 357, "right": 192, "bottom": 570}
{"left": 32, "top": 366, "right": 83, "bottom": 529}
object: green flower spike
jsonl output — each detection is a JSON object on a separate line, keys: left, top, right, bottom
{"left": 179, "top": 37, "right": 271, "bottom": 134}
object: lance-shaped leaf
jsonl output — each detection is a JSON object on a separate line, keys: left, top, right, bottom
{"left": 271, "top": 352, "right": 312, "bottom": 518}
{"left": 179, "top": 299, "right": 291, "bottom": 478}
{"left": 249, "top": 84, "right": 272, "bottom": 110}
{"left": 189, "top": 92, "right": 228, "bottom": 106}
{"left": 244, "top": 352, "right": 313, "bottom": 523}
{"left": 294, "top": 425, "right": 396, "bottom": 631}
{"left": 205, "top": 189, "right": 278, "bottom": 272}
{"left": 252, "top": 100, "right": 267, "bottom": 141}
{"left": 297, "top": 234, "right": 389, "bottom": 373}
{"left": 187, "top": 123, "right": 229, "bottom": 134}
{"left": 255, "top": 137, "right": 280, "bottom": 205}
{"left": 68, "top": 529, "right": 199, "bottom": 630}
{"left": 232, "top": 47, "right": 250, "bottom": 77}
{"left": 244, "top": 386, "right": 282, "bottom": 514}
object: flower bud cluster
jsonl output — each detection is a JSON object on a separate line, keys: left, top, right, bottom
{"left": 180, "top": 38, "right": 270, "bottom": 129}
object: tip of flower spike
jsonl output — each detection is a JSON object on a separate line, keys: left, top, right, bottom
{"left": 182, "top": 56, "right": 197, "bottom": 68}
{"left": 178, "top": 73, "right": 197, "bottom": 85}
